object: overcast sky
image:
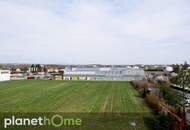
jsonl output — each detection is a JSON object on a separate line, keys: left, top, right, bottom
{"left": 0, "top": 0, "right": 190, "bottom": 64}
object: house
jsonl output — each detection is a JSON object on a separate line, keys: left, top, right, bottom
{"left": 16, "top": 68, "right": 22, "bottom": 73}
{"left": 28, "top": 64, "right": 44, "bottom": 73}
{"left": 10, "top": 68, "right": 26, "bottom": 80}
{"left": 29, "top": 65, "right": 38, "bottom": 72}
{"left": 63, "top": 76, "right": 71, "bottom": 80}
{"left": 0, "top": 70, "right": 11, "bottom": 81}
{"left": 47, "top": 68, "right": 59, "bottom": 73}
{"left": 54, "top": 75, "right": 63, "bottom": 80}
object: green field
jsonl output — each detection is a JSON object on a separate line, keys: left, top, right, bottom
{"left": 0, "top": 80, "right": 150, "bottom": 113}
{"left": 0, "top": 80, "right": 156, "bottom": 130}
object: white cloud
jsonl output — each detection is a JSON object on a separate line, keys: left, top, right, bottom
{"left": 0, "top": 0, "right": 190, "bottom": 64}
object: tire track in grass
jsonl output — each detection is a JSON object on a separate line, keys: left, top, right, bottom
{"left": 109, "top": 86, "right": 114, "bottom": 112}
{"left": 88, "top": 85, "right": 106, "bottom": 112}
{"left": 66, "top": 82, "right": 104, "bottom": 112}
{"left": 110, "top": 83, "right": 118, "bottom": 112}
{"left": 104, "top": 84, "right": 113, "bottom": 112}
{"left": 90, "top": 82, "right": 109, "bottom": 112}
{"left": 58, "top": 81, "right": 109, "bottom": 112}
{"left": 123, "top": 85, "right": 129, "bottom": 112}
{"left": 119, "top": 85, "right": 124, "bottom": 112}
{"left": 104, "top": 82, "right": 116, "bottom": 112}
{"left": 90, "top": 84, "right": 105, "bottom": 112}
{"left": 99, "top": 96, "right": 109, "bottom": 112}
{"left": 112, "top": 84, "right": 121, "bottom": 112}
{"left": 78, "top": 82, "right": 106, "bottom": 112}
{"left": 120, "top": 86, "right": 126, "bottom": 112}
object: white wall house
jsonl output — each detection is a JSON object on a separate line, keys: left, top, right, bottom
{"left": 0, "top": 70, "right": 11, "bottom": 81}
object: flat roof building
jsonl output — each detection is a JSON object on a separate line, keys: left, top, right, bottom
{"left": 0, "top": 70, "right": 11, "bottom": 81}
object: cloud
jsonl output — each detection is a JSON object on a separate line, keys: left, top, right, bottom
{"left": 0, "top": 0, "right": 190, "bottom": 64}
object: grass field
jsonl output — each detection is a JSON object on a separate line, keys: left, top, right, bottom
{"left": 0, "top": 80, "right": 151, "bottom": 113}
{"left": 0, "top": 80, "right": 156, "bottom": 130}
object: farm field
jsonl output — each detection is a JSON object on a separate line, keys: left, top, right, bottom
{"left": 0, "top": 80, "right": 151, "bottom": 112}
{"left": 0, "top": 80, "right": 156, "bottom": 130}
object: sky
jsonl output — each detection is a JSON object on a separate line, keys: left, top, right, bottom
{"left": 0, "top": 0, "right": 190, "bottom": 64}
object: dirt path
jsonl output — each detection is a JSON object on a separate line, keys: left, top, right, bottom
{"left": 99, "top": 96, "right": 109, "bottom": 112}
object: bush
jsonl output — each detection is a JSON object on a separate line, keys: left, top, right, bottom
{"left": 157, "top": 81, "right": 183, "bottom": 107}
{"left": 132, "top": 80, "right": 155, "bottom": 90}
{"left": 146, "top": 93, "right": 159, "bottom": 109}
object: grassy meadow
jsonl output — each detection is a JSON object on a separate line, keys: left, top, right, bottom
{"left": 0, "top": 80, "right": 157, "bottom": 130}
{"left": 0, "top": 80, "right": 151, "bottom": 113}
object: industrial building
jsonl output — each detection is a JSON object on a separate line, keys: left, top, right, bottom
{"left": 0, "top": 70, "right": 11, "bottom": 81}
{"left": 64, "top": 66, "right": 145, "bottom": 81}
